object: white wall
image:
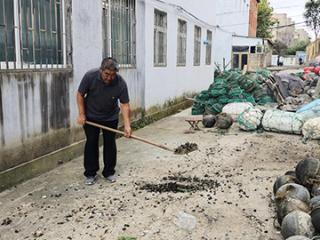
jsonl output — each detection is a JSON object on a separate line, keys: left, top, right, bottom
{"left": 216, "top": 0, "right": 250, "bottom": 36}
{"left": 213, "top": 28, "right": 233, "bottom": 70}
{"left": 143, "top": 0, "right": 215, "bottom": 109}
{"left": 72, "top": 0, "right": 145, "bottom": 122}
{"left": 272, "top": 55, "right": 278, "bottom": 66}
{"left": 163, "top": 0, "right": 216, "bottom": 25}
{"left": 232, "top": 35, "right": 263, "bottom": 46}
{"left": 71, "top": 0, "right": 104, "bottom": 126}
{"left": 283, "top": 57, "right": 297, "bottom": 66}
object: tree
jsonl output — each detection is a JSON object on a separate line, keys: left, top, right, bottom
{"left": 287, "top": 41, "right": 310, "bottom": 55}
{"left": 272, "top": 40, "right": 288, "bottom": 55}
{"left": 304, "top": 0, "right": 320, "bottom": 39}
{"left": 257, "top": 0, "right": 277, "bottom": 38}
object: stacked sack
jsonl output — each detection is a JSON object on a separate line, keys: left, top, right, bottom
{"left": 192, "top": 69, "right": 274, "bottom": 115}
{"left": 261, "top": 100, "right": 320, "bottom": 136}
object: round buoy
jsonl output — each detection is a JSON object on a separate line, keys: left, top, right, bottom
{"left": 312, "top": 183, "right": 320, "bottom": 197}
{"left": 273, "top": 175, "right": 297, "bottom": 195}
{"left": 281, "top": 210, "right": 314, "bottom": 239}
{"left": 286, "top": 236, "right": 311, "bottom": 240}
{"left": 275, "top": 183, "right": 310, "bottom": 203}
{"left": 285, "top": 170, "right": 297, "bottom": 177}
{"left": 310, "top": 196, "right": 320, "bottom": 210}
{"left": 202, "top": 114, "right": 216, "bottom": 128}
{"left": 295, "top": 158, "right": 320, "bottom": 187}
{"left": 311, "top": 207, "right": 320, "bottom": 232}
{"left": 276, "top": 197, "right": 310, "bottom": 224}
{"left": 215, "top": 113, "right": 233, "bottom": 129}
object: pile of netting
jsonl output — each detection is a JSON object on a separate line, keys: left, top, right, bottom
{"left": 192, "top": 69, "right": 274, "bottom": 115}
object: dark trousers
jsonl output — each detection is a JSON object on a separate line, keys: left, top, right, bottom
{"left": 83, "top": 119, "right": 118, "bottom": 178}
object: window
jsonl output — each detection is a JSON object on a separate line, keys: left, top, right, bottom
{"left": 0, "top": 0, "right": 68, "bottom": 70}
{"left": 250, "top": 46, "right": 256, "bottom": 54}
{"left": 0, "top": 0, "right": 15, "bottom": 62}
{"left": 205, "top": 30, "right": 212, "bottom": 65}
{"left": 233, "top": 54, "right": 239, "bottom": 69}
{"left": 23, "top": 0, "right": 63, "bottom": 65}
{"left": 154, "top": 9, "right": 167, "bottom": 66}
{"left": 102, "top": 0, "right": 136, "bottom": 66}
{"left": 232, "top": 46, "right": 249, "bottom": 52}
{"left": 177, "top": 19, "right": 187, "bottom": 66}
{"left": 241, "top": 54, "right": 248, "bottom": 69}
{"left": 257, "top": 46, "right": 263, "bottom": 53}
{"left": 194, "top": 26, "right": 201, "bottom": 66}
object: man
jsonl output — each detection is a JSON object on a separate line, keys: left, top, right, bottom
{"left": 76, "top": 57, "right": 132, "bottom": 185}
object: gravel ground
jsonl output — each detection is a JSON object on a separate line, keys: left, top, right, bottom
{"left": 0, "top": 109, "right": 319, "bottom": 240}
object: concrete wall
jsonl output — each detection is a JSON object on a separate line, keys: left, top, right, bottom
{"left": 283, "top": 56, "right": 297, "bottom": 66}
{"left": 0, "top": 70, "right": 73, "bottom": 171}
{"left": 248, "top": 54, "right": 270, "bottom": 71}
{"left": 216, "top": 0, "right": 250, "bottom": 36}
{"left": 213, "top": 28, "right": 233, "bottom": 70}
{"left": 143, "top": 0, "right": 215, "bottom": 109}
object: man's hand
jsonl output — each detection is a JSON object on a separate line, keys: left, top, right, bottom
{"left": 120, "top": 103, "right": 131, "bottom": 138}
{"left": 124, "top": 125, "right": 132, "bottom": 138}
{"left": 77, "top": 113, "right": 86, "bottom": 125}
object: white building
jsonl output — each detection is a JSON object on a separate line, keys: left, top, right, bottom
{"left": 0, "top": 0, "right": 220, "bottom": 189}
{"left": 215, "top": 0, "right": 251, "bottom": 36}
{"left": 212, "top": 0, "right": 251, "bottom": 70}
{"left": 213, "top": 0, "right": 268, "bottom": 71}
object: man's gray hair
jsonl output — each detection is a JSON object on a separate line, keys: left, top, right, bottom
{"left": 100, "top": 57, "right": 119, "bottom": 71}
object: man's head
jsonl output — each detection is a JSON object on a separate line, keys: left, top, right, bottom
{"left": 100, "top": 57, "right": 119, "bottom": 82}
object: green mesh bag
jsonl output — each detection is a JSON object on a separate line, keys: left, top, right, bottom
{"left": 256, "top": 69, "right": 271, "bottom": 79}
{"left": 191, "top": 101, "right": 205, "bottom": 115}
{"left": 196, "top": 90, "right": 210, "bottom": 101}
{"left": 217, "top": 96, "right": 230, "bottom": 104}
{"left": 193, "top": 69, "right": 275, "bottom": 113}
{"left": 210, "top": 87, "right": 227, "bottom": 97}
{"left": 228, "top": 87, "right": 244, "bottom": 99}
{"left": 205, "top": 103, "right": 223, "bottom": 114}
{"left": 243, "top": 93, "right": 256, "bottom": 103}
{"left": 257, "top": 96, "right": 273, "bottom": 105}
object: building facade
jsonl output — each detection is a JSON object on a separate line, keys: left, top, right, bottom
{"left": 0, "top": 0, "right": 217, "bottom": 188}
{"left": 215, "top": 0, "right": 251, "bottom": 36}
{"left": 232, "top": 35, "right": 272, "bottom": 71}
{"left": 293, "top": 29, "right": 310, "bottom": 45}
{"left": 272, "top": 13, "right": 295, "bottom": 47}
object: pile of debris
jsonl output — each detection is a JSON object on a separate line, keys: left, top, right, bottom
{"left": 273, "top": 158, "right": 320, "bottom": 239}
{"left": 192, "top": 69, "right": 320, "bottom": 141}
{"left": 191, "top": 69, "right": 274, "bottom": 115}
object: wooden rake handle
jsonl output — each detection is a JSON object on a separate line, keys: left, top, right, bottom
{"left": 85, "top": 121, "right": 174, "bottom": 153}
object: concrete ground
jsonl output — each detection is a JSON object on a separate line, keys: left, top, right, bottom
{"left": 1, "top": 108, "right": 319, "bottom": 240}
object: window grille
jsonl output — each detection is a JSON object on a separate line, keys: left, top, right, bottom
{"left": 154, "top": 9, "right": 167, "bottom": 66}
{"left": 0, "top": 0, "right": 68, "bottom": 70}
{"left": 102, "top": 0, "right": 136, "bottom": 66}
{"left": 177, "top": 19, "right": 187, "bottom": 66}
{"left": 206, "top": 30, "right": 212, "bottom": 65}
{"left": 194, "top": 26, "right": 201, "bottom": 66}
{"left": 0, "top": 0, "right": 15, "bottom": 64}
